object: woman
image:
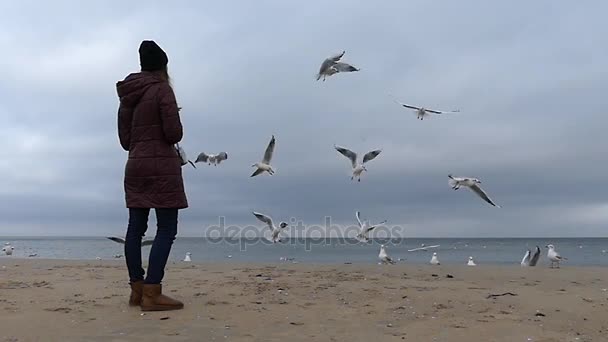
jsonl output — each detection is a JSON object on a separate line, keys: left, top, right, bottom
{"left": 116, "top": 40, "right": 187, "bottom": 311}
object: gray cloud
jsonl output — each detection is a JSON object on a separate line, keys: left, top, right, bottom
{"left": 1, "top": 1, "right": 607, "bottom": 237}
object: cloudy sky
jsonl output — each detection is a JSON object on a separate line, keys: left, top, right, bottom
{"left": 1, "top": 1, "right": 607, "bottom": 237}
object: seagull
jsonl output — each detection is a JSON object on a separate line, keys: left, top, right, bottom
{"left": 251, "top": 135, "right": 276, "bottom": 177}
{"left": 316, "top": 50, "right": 360, "bottom": 81}
{"left": 184, "top": 252, "right": 192, "bottom": 262}
{"left": 334, "top": 145, "right": 382, "bottom": 182}
{"left": 408, "top": 244, "right": 440, "bottom": 252}
{"left": 390, "top": 94, "right": 460, "bottom": 120}
{"left": 355, "top": 211, "right": 387, "bottom": 242}
{"left": 448, "top": 175, "right": 501, "bottom": 207}
{"left": 467, "top": 256, "right": 477, "bottom": 266}
{"left": 521, "top": 246, "right": 541, "bottom": 267}
{"left": 379, "top": 245, "right": 396, "bottom": 264}
{"left": 252, "top": 211, "right": 288, "bottom": 243}
{"left": 175, "top": 143, "right": 196, "bottom": 169}
{"left": 2, "top": 244, "right": 14, "bottom": 256}
{"left": 430, "top": 252, "right": 440, "bottom": 265}
{"left": 106, "top": 236, "right": 154, "bottom": 247}
{"left": 195, "top": 152, "right": 228, "bottom": 166}
{"left": 546, "top": 244, "right": 567, "bottom": 268}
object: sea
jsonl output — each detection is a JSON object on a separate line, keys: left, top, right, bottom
{"left": 0, "top": 237, "right": 607, "bottom": 266}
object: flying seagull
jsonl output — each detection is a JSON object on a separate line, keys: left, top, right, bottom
{"left": 252, "top": 211, "right": 288, "bottom": 243}
{"left": 251, "top": 136, "right": 276, "bottom": 177}
{"left": 316, "top": 50, "right": 360, "bottom": 81}
{"left": 195, "top": 152, "right": 228, "bottom": 166}
{"left": 407, "top": 244, "right": 440, "bottom": 252}
{"left": 355, "top": 211, "right": 387, "bottom": 242}
{"left": 107, "top": 236, "right": 154, "bottom": 247}
{"left": 390, "top": 94, "right": 460, "bottom": 120}
{"left": 175, "top": 143, "right": 196, "bottom": 169}
{"left": 521, "top": 246, "right": 541, "bottom": 266}
{"left": 546, "top": 244, "right": 567, "bottom": 268}
{"left": 334, "top": 145, "right": 382, "bottom": 182}
{"left": 378, "top": 245, "right": 396, "bottom": 264}
{"left": 448, "top": 175, "right": 501, "bottom": 208}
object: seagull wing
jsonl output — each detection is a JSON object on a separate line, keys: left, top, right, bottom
{"left": 362, "top": 150, "right": 382, "bottom": 164}
{"left": 107, "top": 237, "right": 126, "bottom": 244}
{"left": 195, "top": 152, "right": 209, "bottom": 163}
{"left": 426, "top": 108, "right": 460, "bottom": 114}
{"left": 530, "top": 246, "right": 541, "bottom": 266}
{"left": 250, "top": 168, "right": 264, "bottom": 177}
{"left": 334, "top": 145, "right": 358, "bottom": 168}
{"left": 366, "top": 220, "right": 387, "bottom": 233}
{"left": 355, "top": 211, "right": 363, "bottom": 228}
{"left": 521, "top": 250, "right": 531, "bottom": 266}
{"left": 216, "top": 152, "right": 228, "bottom": 164}
{"left": 333, "top": 62, "right": 359, "bottom": 73}
{"left": 329, "top": 50, "right": 346, "bottom": 62}
{"left": 252, "top": 212, "right": 274, "bottom": 229}
{"left": 469, "top": 184, "right": 500, "bottom": 207}
{"left": 142, "top": 239, "right": 155, "bottom": 247}
{"left": 262, "top": 135, "right": 275, "bottom": 164}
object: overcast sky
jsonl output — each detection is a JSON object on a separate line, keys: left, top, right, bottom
{"left": 1, "top": 1, "right": 607, "bottom": 237}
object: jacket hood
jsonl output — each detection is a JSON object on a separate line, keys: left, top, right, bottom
{"left": 116, "top": 72, "right": 164, "bottom": 107}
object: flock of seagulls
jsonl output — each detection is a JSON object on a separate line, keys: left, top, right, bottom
{"left": 375, "top": 244, "right": 569, "bottom": 268}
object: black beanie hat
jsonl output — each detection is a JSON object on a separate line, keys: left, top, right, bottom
{"left": 139, "top": 40, "right": 168, "bottom": 71}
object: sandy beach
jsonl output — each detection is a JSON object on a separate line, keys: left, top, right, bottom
{"left": 0, "top": 259, "right": 606, "bottom": 342}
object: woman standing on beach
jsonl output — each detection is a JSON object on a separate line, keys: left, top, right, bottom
{"left": 116, "top": 40, "right": 187, "bottom": 311}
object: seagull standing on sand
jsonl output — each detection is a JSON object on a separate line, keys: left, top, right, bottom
{"left": 334, "top": 145, "right": 382, "bottom": 182}
{"left": 467, "top": 256, "right": 477, "bottom": 266}
{"left": 252, "top": 212, "right": 288, "bottom": 243}
{"left": 355, "top": 211, "right": 387, "bottom": 242}
{"left": 316, "top": 51, "right": 360, "bottom": 81}
{"left": 251, "top": 136, "right": 276, "bottom": 177}
{"left": 448, "top": 175, "right": 501, "bottom": 207}
{"left": 546, "top": 244, "right": 567, "bottom": 268}
{"left": 390, "top": 95, "right": 460, "bottom": 120}
{"left": 430, "top": 252, "right": 440, "bottom": 265}
{"left": 379, "top": 245, "right": 396, "bottom": 264}
{"left": 521, "top": 246, "right": 541, "bottom": 267}
{"left": 195, "top": 152, "right": 228, "bottom": 166}
{"left": 184, "top": 252, "right": 192, "bottom": 262}
{"left": 175, "top": 143, "right": 196, "bottom": 169}
{"left": 107, "top": 236, "right": 154, "bottom": 247}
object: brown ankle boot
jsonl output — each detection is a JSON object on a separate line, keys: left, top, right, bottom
{"left": 141, "top": 284, "right": 184, "bottom": 311}
{"left": 129, "top": 281, "right": 144, "bottom": 306}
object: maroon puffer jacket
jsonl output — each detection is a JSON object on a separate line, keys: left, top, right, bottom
{"left": 116, "top": 72, "right": 188, "bottom": 209}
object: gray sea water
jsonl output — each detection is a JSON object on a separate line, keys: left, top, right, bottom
{"left": 1, "top": 237, "right": 607, "bottom": 266}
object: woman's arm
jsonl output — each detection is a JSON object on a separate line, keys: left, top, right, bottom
{"left": 117, "top": 104, "right": 133, "bottom": 151}
{"left": 158, "top": 83, "right": 183, "bottom": 145}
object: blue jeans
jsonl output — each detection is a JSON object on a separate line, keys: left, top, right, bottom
{"left": 125, "top": 208, "right": 178, "bottom": 284}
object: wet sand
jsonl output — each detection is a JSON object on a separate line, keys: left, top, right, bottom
{"left": 0, "top": 259, "right": 606, "bottom": 341}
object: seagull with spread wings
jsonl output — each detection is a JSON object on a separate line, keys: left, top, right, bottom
{"left": 251, "top": 136, "right": 276, "bottom": 177}
{"left": 107, "top": 236, "right": 154, "bottom": 247}
{"left": 252, "top": 211, "right": 288, "bottom": 243}
{"left": 317, "top": 50, "right": 360, "bottom": 81}
{"left": 195, "top": 152, "right": 228, "bottom": 166}
{"left": 355, "top": 211, "right": 387, "bottom": 242}
{"left": 448, "top": 175, "right": 501, "bottom": 208}
{"left": 390, "top": 94, "right": 460, "bottom": 120}
{"left": 334, "top": 145, "right": 382, "bottom": 182}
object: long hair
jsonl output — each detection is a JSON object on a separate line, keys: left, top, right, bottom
{"left": 157, "top": 65, "right": 172, "bottom": 87}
